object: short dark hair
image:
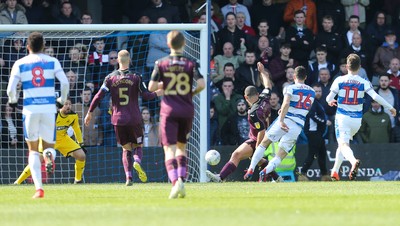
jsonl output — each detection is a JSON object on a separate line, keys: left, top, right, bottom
{"left": 346, "top": 54, "right": 361, "bottom": 72}
{"left": 294, "top": 10, "right": 305, "bottom": 17}
{"left": 294, "top": 66, "right": 307, "bottom": 80}
{"left": 312, "top": 83, "right": 322, "bottom": 89}
{"left": 380, "top": 74, "right": 391, "bottom": 79}
{"left": 81, "top": 11, "right": 92, "bottom": 19}
{"left": 349, "top": 15, "right": 360, "bottom": 22}
{"left": 316, "top": 46, "right": 327, "bottom": 53}
{"left": 225, "top": 12, "right": 236, "bottom": 19}
{"left": 322, "top": 15, "right": 333, "bottom": 22}
{"left": 244, "top": 86, "right": 258, "bottom": 97}
{"left": 28, "top": 32, "right": 44, "bottom": 53}
{"left": 223, "top": 62, "right": 235, "bottom": 70}
{"left": 281, "top": 42, "right": 291, "bottom": 49}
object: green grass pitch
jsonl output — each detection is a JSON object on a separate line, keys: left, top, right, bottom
{"left": 1, "top": 182, "right": 400, "bottom": 226}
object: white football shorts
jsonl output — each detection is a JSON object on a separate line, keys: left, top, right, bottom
{"left": 23, "top": 113, "right": 56, "bottom": 143}
{"left": 266, "top": 117, "right": 302, "bottom": 153}
{"left": 335, "top": 114, "right": 362, "bottom": 144}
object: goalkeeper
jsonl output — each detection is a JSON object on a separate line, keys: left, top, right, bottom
{"left": 14, "top": 99, "right": 86, "bottom": 184}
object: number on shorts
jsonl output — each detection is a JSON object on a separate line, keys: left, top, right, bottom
{"left": 164, "top": 72, "right": 191, "bottom": 95}
{"left": 295, "top": 92, "right": 312, "bottom": 110}
{"left": 342, "top": 86, "right": 359, "bottom": 105}
{"left": 118, "top": 87, "right": 129, "bottom": 105}
{"left": 31, "top": 66, "right": 45, "bottom": 87}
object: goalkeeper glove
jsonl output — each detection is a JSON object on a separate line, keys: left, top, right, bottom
{"left": 8, "top": 102, "right": 18, "bottom": 108}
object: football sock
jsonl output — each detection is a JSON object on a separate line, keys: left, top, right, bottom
{"left": 133, "top": 146, "right": 143, "bottom": 164}
{"left": 74, "top": 160, "right": 86, "bottom": 182}
{"left": 249, "top": 145, "right": 266, "bottom": 171}
{"left": 15, "top": 165, "right": 32, "bottom": 184}
{"left": 176, "top": 155, "right": 187, "bottom": 180}
{"left": 340, "top": 145, "right": 357, "bottom": 165}
{"left": 265, "top": 156, "right": 281, "bottom": 174}
{"left": 165, "top": 158, "right": 178, "bottom": 185}
{"left": 122, "top": 150, "right": 133, "bottom": 179}
{"left": 331, "top": 148, "right": 344, "bottom": 174}
{"left": 29, "top": 151, "right": 43, "bottom": 190}
{"left": 219, "top": 161, "right": 237, "bottom": 180}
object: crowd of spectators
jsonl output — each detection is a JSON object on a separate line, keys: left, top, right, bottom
{"left": 1, "top": 0, "right": 400, "bottom": 148}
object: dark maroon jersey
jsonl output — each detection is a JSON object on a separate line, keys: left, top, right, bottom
{"left": 90, "top": 69, "right": 157, "bottom": 126}
{"left": 248, "top": 89, "right": 271, "bottom": 141}
{"left": 150, "top": 54, "right": 203, "bottom": 118}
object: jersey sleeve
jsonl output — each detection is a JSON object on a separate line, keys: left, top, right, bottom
{"left": 283, "top": 85, "right": 293, "bottom": 97}
{"left": 7, "top": 62, "right": 21, "bottom": 103}
{"left": 71, "top": 114, "right": 83, "bottom": 144}
{"left": 330, "top": 77, "right": 340, "bottom": 94}
{"left": 363, "top": 79, "right": 374, "bottom": 93}
{"left": 100, "top": 75, "right": 111, "bottom": 92}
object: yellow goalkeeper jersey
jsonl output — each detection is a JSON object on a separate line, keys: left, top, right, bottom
{"left": 56, "top": 111, "right": 83, "bottom": 144}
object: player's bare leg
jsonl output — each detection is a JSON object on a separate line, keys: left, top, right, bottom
{"left": 207, "top": 143, "right": 253, "bottom": 182}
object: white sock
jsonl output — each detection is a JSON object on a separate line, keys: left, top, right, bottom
{"left": 249, "top": 145, "right": 266, "bottom": 171}
{"left": 29, "top": 151, "right": 43, "bottom": 190}
{"left": 265, "top": 156, "right": 281, "bottom": 174}
{"left": 340, "top": 145, "right": 357, "bottom": 165}
{"left": 43, "top": 148, "right": 56, "bottom": 159}
{"left": 331, "top": 148, "right": 344, "bottom": 174}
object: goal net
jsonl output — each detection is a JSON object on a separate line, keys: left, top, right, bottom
{"left": 0, "top": 24, "right": 208, "bottom": 184}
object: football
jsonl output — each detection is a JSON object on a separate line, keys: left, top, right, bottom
{"left": 205, "top": 149, "right": 220, "bottom": 166}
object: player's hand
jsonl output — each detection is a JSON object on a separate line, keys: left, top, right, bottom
{"left": 280, "top": 121, "right": 289, "bottom": 132}
{"left": 84, "top": 113, "right": 92, "bottom": 126}
{"left": 389, "top": 108, "right": 397, "bottom": 117}
{"left": 328, "top": 100, "right": 337, "bottom": 107}
{"left": 257, "top": 62, "right": 266, "bottom": 74}
{"left": 157, "top": 81, "right": 164, "bottom": 89}
{"left": 56, "top": 97, "right": 64, "bottom": 108}
{"left": 8, "top": 101, "right": 18, "bottom": 109}
{"left": 155, "top": 89, "right": 164, "bottom": 97}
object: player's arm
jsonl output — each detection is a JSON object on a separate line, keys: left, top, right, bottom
{"left": 54, "top": 60, "right": 70, "bottom": 104}
{"left": 367, "top": 89, "right": 397, "bottom": 116}
{"left": 192, "top": 63, "right": 205, "bottom": 96}
{"left": 193, "top": 77, "right": 205, "bottom": 95}
{"left": 139, "top": 77, "right": 162, "bottom": 100}
{"left": 148, "top": 62, "right": 160, "bottom": 92}
{"left": 71, "top": 114, "right": 83, "bottom": 144}
{"left": 257, "top": 62, "right": 272, "bottom": 90}
{"left": 7, "top": 75, "right": 20, "bottom": 104}
{"left": 279, "top": 93, "right": 291, "bottom": 132}
{"left": 326, "top": 79, "right": 339, "bottom": 106}
{"left": 6, "top": 63, "right": 21, "bottom": 104}
{"left": 85, "top": 78, "right": 108, "bottom": 126}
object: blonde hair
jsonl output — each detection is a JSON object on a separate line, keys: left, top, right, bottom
{"left": 118, "top": 50, "right": 130, "bottom": 64}
{"left": 167, "top": 31, "right": 185, "bottom": 50}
